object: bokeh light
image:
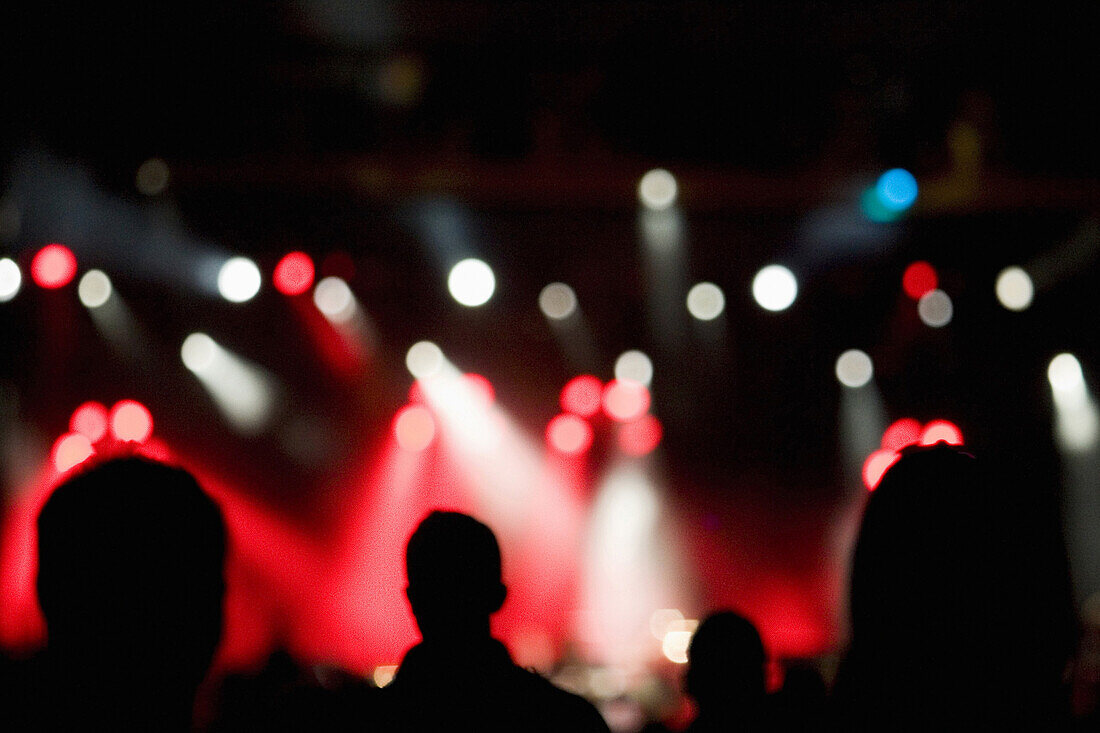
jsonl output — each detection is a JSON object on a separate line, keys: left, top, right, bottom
{"left": 881, "top": 418, "right": 922, "bottom": 451}
{"left": 863, "top": 448, "right": 900, "bottom": 491}
{"left": 69, "top": 401, "right": 109, "bottom": 443}
{"left": 917, "top": 289, "right": 953, "bottom": 327}
{"left": 1049, "top": 353, "right": 1085, "bottom": 394}
{"left": 995, "top": 266, "right": 1034, "bottom": 311}
{"left": 561, "top": 375, "right": 603, "bottom": 417}
{"left": 273, "top": 252, "right": 315, "bottom": 296}
{"left": 406, "top": 341, "right": 444, "bottom": 379}
{"left": 919, "top": 419, "right": 964, "bottom": 446}
{"left": 661, "top": 619, "right": 699, "bottom": 664}
{"left": 686, "top": 282, "right": 725, "bottom": 321}
{"left": 77, "top": 269, "right": 112, "bottom": 308}
{"left": 181, "top": 333, "right": 218, "bottom": 373}
{"left": 875, "top": 168, "right": 918, "bottom": 212}
{"left": 109, "top": 400, "right": 154, "bottom": 443}
{"left": 835, "top": 349, "right": 874, "bottom": 388}
{"left": 618, "top": 415, "right": 663, "bottom": 456}
{"left": 546, "top": 414, "right": 594, "bottom": 455}
{"left": 463, "top": 373, "right": 496, "bottom": 406}
{"left": 638, "top": 169, "right": 678, "bottom": 210}
{"left": 135, "top": 157, "right": 170, "bottom": 196}
{"left": 615, "top": 350, "right": 653, "bottom": 387}
{"left": 447, "top": 258, "right": 495, "bottom": 307}
{"left": 0, "top": 258, "right": 21, "bottom": 302}
{"left": 902, "top": 261, "right": 938, "bottom": 300}
{"left": 602, "top": 380, "right": 651, "bottom": 422}
{"left": 752, "top": 265, "right": 798, "bottom": 312}
{"left": 52, "top": 433, "right": 95, "bottom": 473}
{"left": 649, "top": 609, "right": 685, "bottom": 640}
{"left": 313, "top": 276, "right": 356, "bottom": 323}
{"left": 217, "top": 257, "right": 261, "bottom": 303}
{"left": 538, "top": 282, "right": 578, "bottom": 320}
{"left": 393, "top": 405, "right": 436, "bottom": 452}
{"left": 31, "top": 244, "right": 77, "bottom": 289}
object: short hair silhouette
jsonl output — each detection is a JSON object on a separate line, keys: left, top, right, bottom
{"left": 35, "top": 457, "right": 226, "bottom": 728}
{"left": 684, "top": 610, "right": 767, "bottom": 730}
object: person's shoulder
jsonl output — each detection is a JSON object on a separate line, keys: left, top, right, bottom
{"left": 509, "top": 666, "right": 610, "bottom": 732}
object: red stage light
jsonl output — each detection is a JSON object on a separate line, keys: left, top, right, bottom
{"left": 881, "top": 417, "right": 922, "bottom": 451}
{"left": 560, "top": 375, "right": 603, "bottom": 417}
{"left": 69, "top": 401, "right": 109, "bottom": 443}
{"left": 863, "top": 448, "right": 900, "bottom": 491}
{"left": 408, "top": 381, "right": 426, "bottom": 404}
{"left": 463, "top": 373, "right": 495, "bottom": 406}
{"left": 602, "top": 379, "right": 651, "bottom": 423}
{"left": 902, "top": 261, "right": 938, "bottom": 300}
{"left": 618, "top": 414, "right": 663, "bottom": 456}
{"left": 31, "top": 244, "right": 77, "bottom": 289}
{"left": 394, "top": 405, "right": 435, "bottom": 452}
{"left": 109, "top": 400, "right": 154, "bottom": 443}
{"left": 546, "top": 414, "right": 593, "bottom": 455}
{"left": 273, "top": 252, "right": 315, "bottom": 296}
{"left": 52, "top": 433, "right": 95, "bottom": 473}
{"left": 919, "top": 419, "right": 964, "bottom": 446}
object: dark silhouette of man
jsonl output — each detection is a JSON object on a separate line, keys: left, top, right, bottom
{"left": 381, "top": 510, "right": 609, "bottom": 731}
{"left": 31, "top": 457, "right": 227, "bottom": 730}
{"left": 684, "top": 610, "right": 770, "bottom": 732}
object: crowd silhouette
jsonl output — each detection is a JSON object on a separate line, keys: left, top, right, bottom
{"left": 0, "top": 445, "right": 1095, "bottom": 730}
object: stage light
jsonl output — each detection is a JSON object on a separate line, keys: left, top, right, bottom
{"left": 217, "top": 257, "right": 261, "bottom": 303}
{"left": 835, "top": 349, "right": 874, "bottom": 388}
{"left": 135, "top": 157, "right": 170, "bottom": 196}
{"left": 995, "top": 266, "right": 1034, "bottom": 311}
{"left": 52, "top": 433, "right": 95, "bottom": 473}
{"left": 902, "top": 261, "right": 937, "bottom": 300}
{"left": 181, "top": 332, "right": 275, "bottom": 433}
{"left": 181, "top": 333, "right": 217, "bottom": 372}
{"left": 686, "top": 282, "right": 725, "bottom": 321}
{"left": 649, "top": 608, "right": 685, "bottom": 640}
{"left": 752, "top": 265, "right": 798, "bottom": 312}
{"left": 274, "top": 252, "right": 315, "bottom": 296}
{"left": 406, "top": 341, "right": 444, "bottom": 379}
{"left": 546, "top": 414, "right": 594, "bottom": 455}
{"left": 561, "top": 375, "right": 603, "bottom": 417}
{"left": 919, "top": 419, "right": 964, "bottom": 446}
{"left": 0, "top": 258, "right": 21, "bottom": 302}
{"left": 602, "top": 380, "right": 651, "bottom": 423}
{"left": 393, "top": 405, "right": 436, "bottom": 452}
{"left": 539, "top": 282, "right": 577, "bottom": 320}
{"left": 662, "top": 619, "right": 699, "bottom": 664}
{"left": 109, "top": 400, "right": 154, "bottom": 443}
{"left": 881, "top": 418, "right": 922, "bottom": 450}
{"left": 77, "top": 269, "right": 112, "bottom": 308}
{"left": 1049, "top": 353, "right": 1085, "bottom": 394}
{"left": 447, "top": 258, "right": 495, "bottom": 307}
{"left": 917, "top": 289, "right": 953, "bottom": 327}
{"left": 69, "top": 401, "right": 109, "bottom": 443}
{"left": 1048, "top": 353, "right": 1097, "bottom": 452}
{"left": 463, "top": 374, "right": 495, "bottom": 406}
{"left": 313, "top": 276, "right": 356, "bottom": 323}
{"left": 638, "top": 169, "right": 678, "bottom": 211}
{"left": 863, "top": 448, "right": 900, "bottom": 491}
{"left": 615, "top": 350, "right": 653, "bottom": 387}
{"left": 875, "top": 168, "right": 918, "bottom": 212}
{"left": 31, "top": 244, "right": 77, "bottom": 289}
{"left": 618, "top": 415, "right": 663, "bottom": 456}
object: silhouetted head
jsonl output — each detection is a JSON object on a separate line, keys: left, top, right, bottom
{"left": 685, "top": 610, "right": 766, "bottom": 712}
{"left": 405, "top": 511, "right": 506, "bottom": 641}
{"left": 36, "top": 457, "right": 226, "bottom": 687}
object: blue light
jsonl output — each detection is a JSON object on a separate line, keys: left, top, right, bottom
{"left": 875, "top": 168, "right": 918, "bottom": 212}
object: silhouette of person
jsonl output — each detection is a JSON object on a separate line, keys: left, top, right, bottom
{"left": 833, "top": 444, "right": 1076, "bottom": 729}
{"left": 683, "top": 610, "right": 770, "bottom": 732}
{"left": 30, "top": 457, "right": 227, "bottom": 731}
{"left": 380, "top": 510, "right": 609, "bottom": 732}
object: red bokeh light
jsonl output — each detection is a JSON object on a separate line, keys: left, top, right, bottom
{"left": 463, "top": 373, "right": 495, "bottom": 406}
{"left": 618, "top": 414, "right": 663, "bottom": 456}
{"left": 602, "top": 379, "right": 651, "bottom": 423}
{"left": 408, "top": 380, "right": 426, "bottom": 404}
{"left": 30, "top": 244, "right": 77, "bottom": 289}
{"left": 919, "top": 419, "right": 964, "bottom": 446}
{"left": 394, "top": 405, "right": 435, "bottom": 452}
{"left": 902, "top": 261, "right": 938, "bottom": 300}
{"left": 109, "top": 400, "right": 154, "bottom": 443}
{"left": 560, "top": 375, "right": 603, "bottom": 417}
{"left": 69, "top": 401, "right": 109, "bottom": 443}
{"left": 881, "top": 417, "right": 922, "bottom": 451}
{"left": 863, "top": 448, "right": 900, "bottom": 491}
{"left": 52, "top": 433, "right": 95, "bottom": 473}
{"left": 273, "top": 252, "right": 315, "bottom": 296}
{"left": 546, "top": 414, "right": 594, "bottom": 455}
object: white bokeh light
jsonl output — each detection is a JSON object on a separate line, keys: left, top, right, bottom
{"left": 918, "top": 289, "right": 953, "bottom": 327}
{"left": 77, "top": 270, "right": 112, "bottom": 308}
{"left": 615, "top": 350, "right": 653, "bottom": 387}
{"left": 995, "top": 266, "right": 1034, "bottom": 312}
{"left": 448, "top": 258, "right": 495, "bottom": 307}
{"left": 0, "top": 258, "right": 21, "bottom": 302}
{"left": 835, "top": 349, "right": 874, "bottom": 388}
{"left": 313, "top": 276, "right": 356, "bottom": 323}
{"left": 686, "top": 282, "right": 725, "bottom": 320}
{"left": 638, "top": 169, "right": 678, "bottom": 210}
{"left": 181, "top": 332, "right": 219, "bottom": 373}
{"left": 751, "top": 265, "right": 798, "bottom": 312}
{"left": 1049, "top": 353, "right": 1085, "bottom": 395}
{"left": 217, "top": 257, "right": 262, "bottom": 303}
{"left": 406, "top": 341, "right": 444, "bottom": 379}
{"left": 539, "top": 282, "right": 577, "bottom": 320}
